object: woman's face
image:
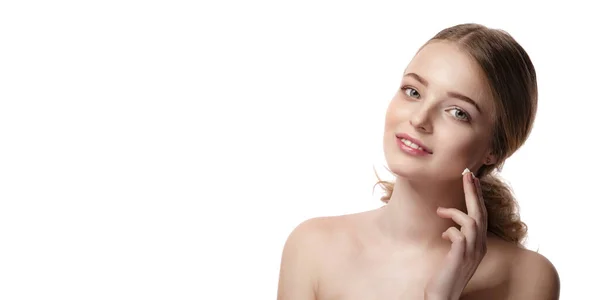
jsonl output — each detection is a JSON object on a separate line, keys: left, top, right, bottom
{"left": 383, "top": 41, "right": 497, "bottom": 181}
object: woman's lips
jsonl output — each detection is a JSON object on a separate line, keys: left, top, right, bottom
{"left": 395, "top": 133, "right": 433, "bottom": 154}
{"left": 396, "top": 137, "right": 432, "bottom": 156}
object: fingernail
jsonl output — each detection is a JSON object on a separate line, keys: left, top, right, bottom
{"left": 462, "top": 168, "right": 470, "bottom": 175}
{"left": 462, "top": 168, "right": 475, "bottom": 183}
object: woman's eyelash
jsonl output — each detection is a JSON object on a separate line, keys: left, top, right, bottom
{"left": 400, "top": 86, "right": 420, "bottom": 98}
{"left": 448, "top": 107, "right": 471, "bottom": 122}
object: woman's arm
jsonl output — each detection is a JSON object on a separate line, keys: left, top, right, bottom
{"left": 277, "top": 219, "right": 322, "bottom": 300}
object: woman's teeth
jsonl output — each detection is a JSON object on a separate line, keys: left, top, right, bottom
{"left": 400, "top": 138, "right": 424, "bottom": 151}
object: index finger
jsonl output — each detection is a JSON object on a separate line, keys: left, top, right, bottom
{"left": 462, "top": 168, "right": 483, "bottom": 224}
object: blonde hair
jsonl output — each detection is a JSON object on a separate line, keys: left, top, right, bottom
{"left": 375, "top": 23, "right": 537, "bottom": 246}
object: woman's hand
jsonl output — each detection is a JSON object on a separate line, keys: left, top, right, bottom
{"left": 424, "top": 169, "right": 488, "bottom": 300}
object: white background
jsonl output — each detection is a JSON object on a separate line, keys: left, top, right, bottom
{"left": 1, "top": 0, "right": 598, "bottom": 299}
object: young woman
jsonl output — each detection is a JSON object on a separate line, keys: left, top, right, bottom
{"left": 277, "top": 23, "right": 560, "bottom": 300}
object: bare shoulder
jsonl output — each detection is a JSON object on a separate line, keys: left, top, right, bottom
{"left": 507, "top": 246, "right": 560, "bottom": 299}
{"left": 277, "top": 214, "right": 361, "bottom": 300}
{"left": 284, "top": 212, "right": 366, "bottom": 248}
{"left": 464, "top": 237, "right": 560, "bottom": 300}
{"left": 282, "top": 214, "right": 355, "bottom": 249}
{"left": 282, "top": 216, "right": 339, "bottom": 255}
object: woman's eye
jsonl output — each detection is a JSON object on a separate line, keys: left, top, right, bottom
{"left": 402, "top": 87, "right": 420, "bottom": 99}
{"left": 448, "top": 107, "right": 471, "bottom": 122}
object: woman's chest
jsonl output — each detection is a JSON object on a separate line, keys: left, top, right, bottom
{"left": 315, "top": 250, "right": 437, "bottom": 300}
{"left": 315, "top": 248, "right": 509, "bottom": 300}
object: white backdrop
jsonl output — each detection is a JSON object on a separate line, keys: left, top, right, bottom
{"left": 1, "top": 0, "right": 598, "bottom": 299}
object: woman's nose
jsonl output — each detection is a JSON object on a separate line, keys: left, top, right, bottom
{"left": 409, "top": 102, "right": 434, "bottom": 133}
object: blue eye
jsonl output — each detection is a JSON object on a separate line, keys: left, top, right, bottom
{"left": 448, "top": 107, "right": 471, "bottom": 122}
{"left": 401, "top": 86, "right": 420, "bottom": 99}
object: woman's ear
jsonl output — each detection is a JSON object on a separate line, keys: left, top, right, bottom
{"left": 483, "top": 153, "right": 498, "bottom": 165}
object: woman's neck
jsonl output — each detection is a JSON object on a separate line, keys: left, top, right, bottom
{"left": 375, "top": 176, "right": 468, "bottom": 250}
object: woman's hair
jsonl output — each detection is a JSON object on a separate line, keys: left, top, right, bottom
{"left": 375, "top": 23, "right": 537, "bottom": 246}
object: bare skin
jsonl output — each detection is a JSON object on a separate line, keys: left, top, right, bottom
{"left": 277, "top": 40, "right": 560, "bottom": 299}
{"left": 277, "top": 211, "right": 559, "bottom": 300}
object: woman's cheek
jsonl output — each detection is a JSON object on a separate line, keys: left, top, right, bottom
{"left": 438, "top": 131, "right": 478, "bottom": 158}
{"left": 385, "top": 104, "right": 411, "bottom": 127}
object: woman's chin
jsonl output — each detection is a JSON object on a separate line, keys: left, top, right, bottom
{"left": 386, "top": 164, "right": 427, "bottom": 178}
{"left": 386, "top": 164, "right": 454, "bottom": 182}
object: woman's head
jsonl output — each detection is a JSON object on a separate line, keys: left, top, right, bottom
{"left": 378, "top": 23, "right": 537, "bottom": 244}
{"left": 383, "top": 23, "right": 537, "bottom": 181}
